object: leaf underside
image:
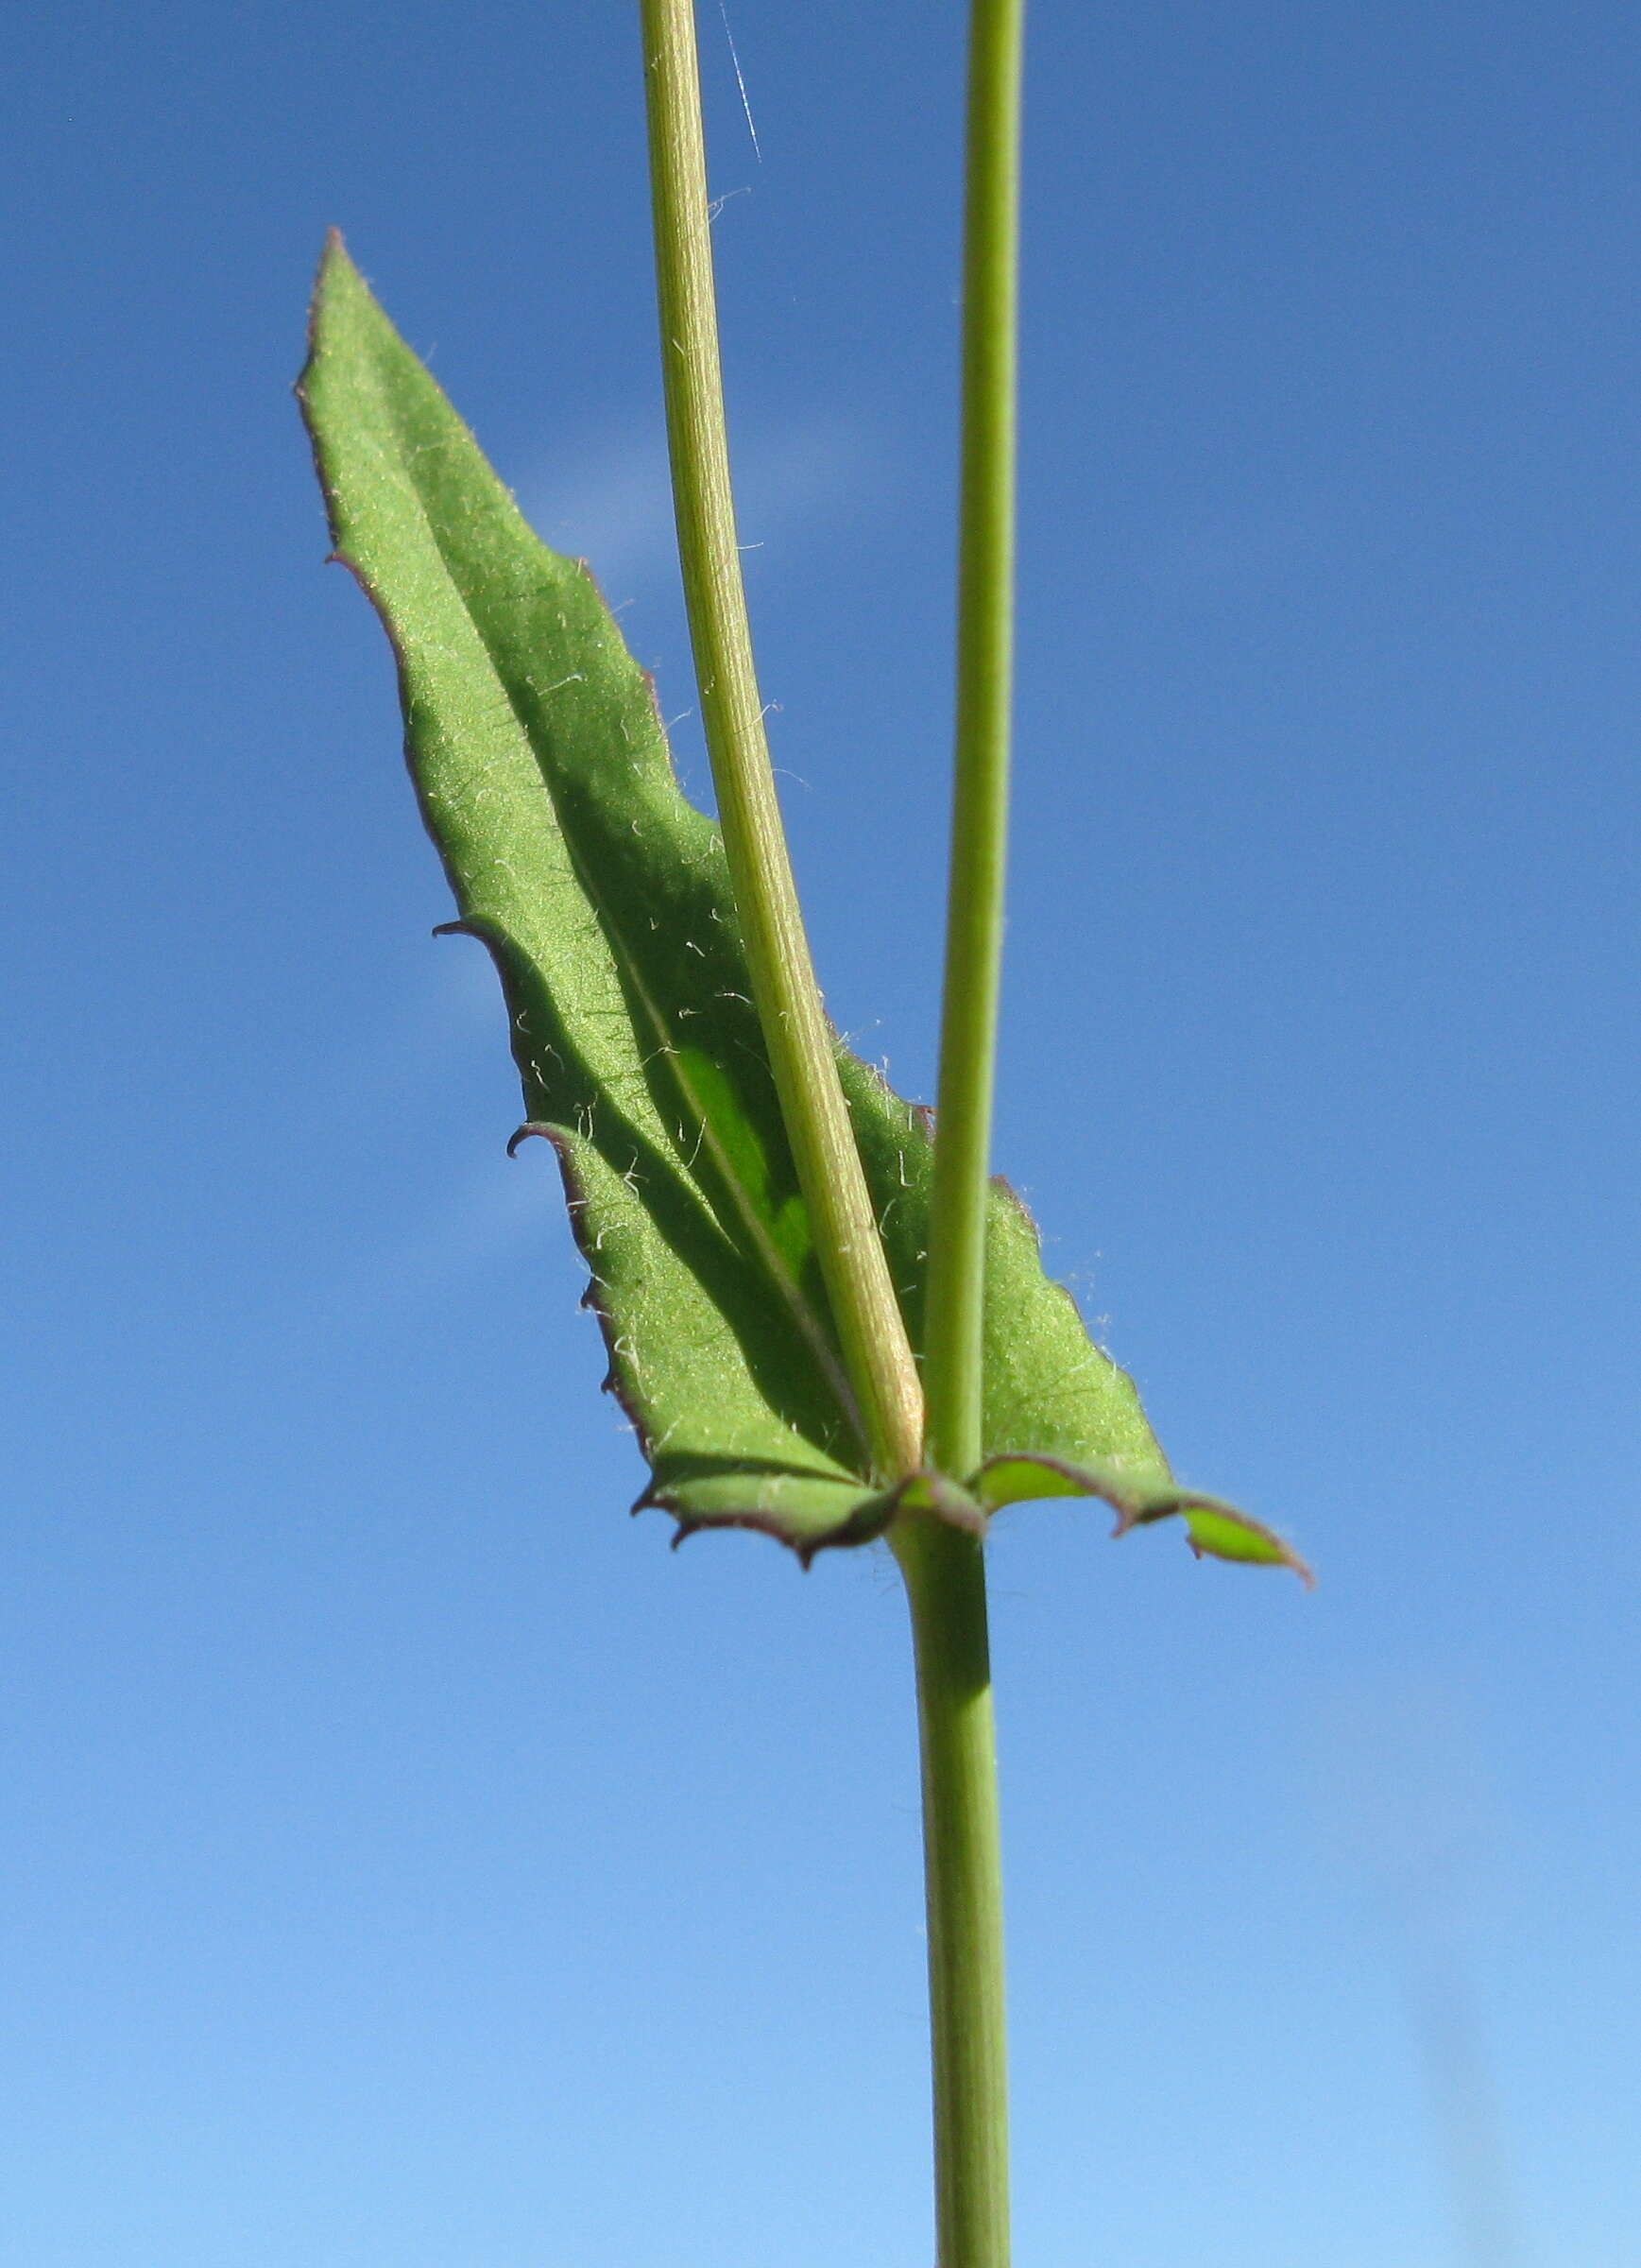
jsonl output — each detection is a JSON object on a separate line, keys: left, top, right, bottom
{"left": 299, "top": 233, "right": 1305, "bottom": 1582}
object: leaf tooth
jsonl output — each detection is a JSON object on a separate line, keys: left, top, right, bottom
{"left": 505, "top": 1120, "right": 556, "bottom": 1160}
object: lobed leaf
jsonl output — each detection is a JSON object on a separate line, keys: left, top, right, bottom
{"left": 299, "top": 235, "right": 1302, "bottom": 1577}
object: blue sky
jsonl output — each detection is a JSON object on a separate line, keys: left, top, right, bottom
{"left": 5, "top": 4, "right": 1638, "bottom": 2262}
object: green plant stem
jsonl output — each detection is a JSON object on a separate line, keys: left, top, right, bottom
{"left": 905, "top": 4, "right": 1023, "bottom": 2258}
{"left": 922, "top": 0, "right": 1025, "bottom": 1486}
{"left": 638, "top": 0, "right": 923, "bottom": 1482}
{"left": 893, "top": 1515, "right": 1011, "bottom": 2268}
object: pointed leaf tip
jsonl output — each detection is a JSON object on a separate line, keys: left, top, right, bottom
{"left": 1183, "top": 1504, "right": 1313, "bottom": 1586}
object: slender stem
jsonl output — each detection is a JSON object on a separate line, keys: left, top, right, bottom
{"left": 922, "top": 0, "right": 1025, "bottom": 1485}
{"left": 638, "top": 0, "right": 924, "bottom": 1482}
{"left": 902, "top": 6, "right": 1023, "bottom": 2257}
{"left": 893, "top": 1516, "right": 1010, "bottom": 2268}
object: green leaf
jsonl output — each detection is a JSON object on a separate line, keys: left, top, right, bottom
{"left": 975, "top": 1454, "right": 1312, "bottom": 1584}
{"left": 298, "top": 234, "right": 1296, "bottom": 1575}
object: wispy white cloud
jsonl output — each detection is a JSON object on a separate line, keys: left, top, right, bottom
{"left": 519, "top": 401, "right": 896, "bottom": 602}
